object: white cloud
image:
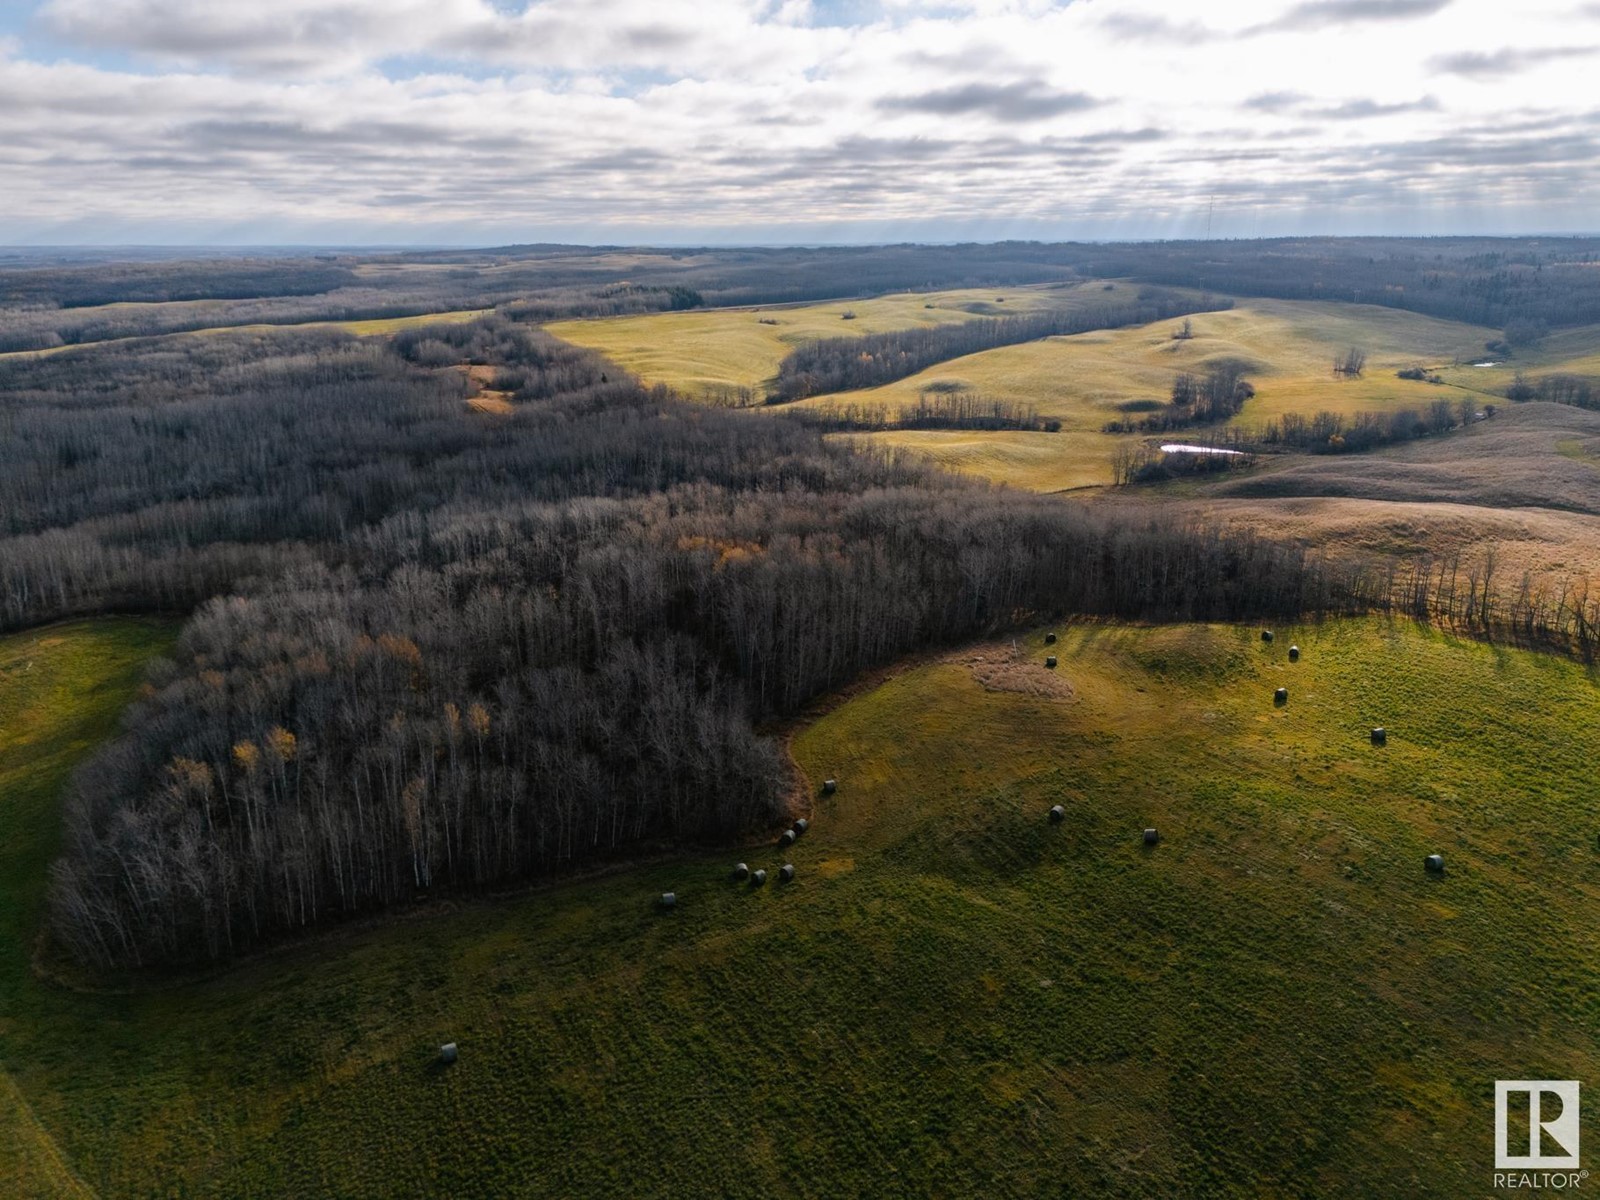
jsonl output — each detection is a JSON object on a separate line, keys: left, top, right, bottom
{"left": 0, "top": 0, "right": 1596, "bottom": 242}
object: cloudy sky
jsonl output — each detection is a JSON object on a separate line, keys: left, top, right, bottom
{"left": 1, "top": 0, "right": 1597, "bottom": 245}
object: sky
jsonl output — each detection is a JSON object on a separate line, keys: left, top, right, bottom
{"left": 1, "top": 0, "right": 1597, "bottom": 245}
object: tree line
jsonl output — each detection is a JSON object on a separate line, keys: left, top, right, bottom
{"left": 1108, "top": 397, "right": 1489, "bottom": 480}
{"left": 1102, "top": 361, "right": 1255, "bottom": 433}
{"left": 1504, "top": 372, "right": 1597, "bottom": 409}
{"left": 767, "top": 289, "right": 1227, "bottom": 402}
{"left": 783, "top": 389, "right": 1058, "bottom": 433}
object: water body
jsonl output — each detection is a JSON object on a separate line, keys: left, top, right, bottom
{"left": 1160, "top": 443, "right": 1245, "bottom": 456}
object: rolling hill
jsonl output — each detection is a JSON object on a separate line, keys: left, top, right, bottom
{"left": 5, "top": 618, "right": 1597, "bottom": 1196}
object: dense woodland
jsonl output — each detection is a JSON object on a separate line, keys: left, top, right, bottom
{"left": 1081, "top": 237, "right": 1600, "bottom": 332}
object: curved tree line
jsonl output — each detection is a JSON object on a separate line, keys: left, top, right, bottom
{"left": 767, "top": 288, "right": 1225, "bottom": 401}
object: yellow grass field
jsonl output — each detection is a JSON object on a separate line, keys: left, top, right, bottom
{"left": 792, "top": 300, "right": 1501, "bottom": 490}
{"left": 544, "top": 282, "right": 1136, "bottom": 401}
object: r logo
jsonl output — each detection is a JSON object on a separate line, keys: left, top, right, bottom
{"left": 1496, "top": 1081, "right": 1580, "bottom": 1170}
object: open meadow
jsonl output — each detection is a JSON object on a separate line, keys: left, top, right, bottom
{"left": 543, "top": 290, "right": 1552, "bottom": 493}
{"left": 4, "top": 617, "right": 1597, "bottom": 1196}
{"left": 0, "top": 618, "right": 178, "bottom": 1199}
{"left": 788, "top": 299, "right": 1503, "bottom": 491}
{"left": 544, "top": 281, "right": 1133, "bottom": 402}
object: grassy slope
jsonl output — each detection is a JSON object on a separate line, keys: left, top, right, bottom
{"left": 543, "top": 282, "right": 1127, "bottom": 401}
{"left": 1433, "top": 322, "right": 1600, "bottom": 394}
{"left": 799, "top": 300, "right": 1499, "bottom": 491}
{"left": 0, "top": 618, "right": 177, "bottom": 1199}
{"left": 1193, "top": 402, "right": 1600, "bottom": 515}
{"left": 4, "top": 618, "right": 1597, "bottom": 1196}
{"left": 546, "top": 289, "right": 1600, "bottom": 492}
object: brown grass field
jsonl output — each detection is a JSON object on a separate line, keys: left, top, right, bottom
{"left": 1118, "top": 402, "right": 1600, "bottom": 602}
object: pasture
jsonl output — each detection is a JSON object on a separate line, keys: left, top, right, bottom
{"left": 796, "top": 299, "right": 1500, "bottom": 491}
{"left": 0, "top": 618, "right": 178, "bottom": 1198}
{"left": 543, "top": 282, "right": 1130, "bottom": 401}
{"left": 4, "top": 618, "right": 1597, "bottom": 1196}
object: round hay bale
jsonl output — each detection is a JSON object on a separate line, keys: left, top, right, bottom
{"left": 1048, "top": 804, "right": 1065, "bottom": 824}
{"left": 1045, "top": 656, "right": 1058, "bottom": 669}
{"left": 1274, "top": 687, "right": 1289, "bottom": 706}
{"left": 1045, "top": 632, "right": 1058, "bottom": 645}
{"left": 751, "top": 868, "right": 767, "bottom": 887}
{"left": 1371, "top": 727, "right": 1387, "bottom": 746}
{"left": 1424, "top": 854, "right": 1444, "bottom": 873}
{"left": 779, "top": 863, "right": 796, "bottom": 883}
{"left": 1143, "top": 828, "right": 1160, "bottom": 845}
{"left": 732, "top": 862, "right": 749, "bottom": 881}
{"left": 1261, "top": 630, "right": 1274, "bottom": 643}
{"left": 779, "top": 828, "right": 797, "bottom": 847}
{"left": 822, "top": 778, "right": 837, "bottom": 795}
{"left": 659, "top": 891, "right": 677, "bottom": 910}
{"left": 1288, "top": 645, "right": 1300, "bottom": 662}
{"left": 439, "top": 1042, "right": 458, "bottom": 1065}
{"left": 793, "top": 818, "right": 809, "bottom": 835}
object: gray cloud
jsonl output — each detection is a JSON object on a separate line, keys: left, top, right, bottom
{"left": 1249, "top": 0, "right": 1453, "bottom": 35}
{"left": 1070, "top": 127, "right": 1169, "bottom": 144}
{"left": 1245, "top": 91, "right": 1310, "bottom": 113}
{"left": 1314, "top": 97, "right": 1439, "bottom": 118}
{"left": 1431, "top": 45, "right": 1599, "bottom": 77}
{"left": 1097, "top": 14, "right": 1219, "bottom": 44}
{"left": 876, "top": 82, "right": 1099, "bottom": 122}
{"left": 1245, "top": 92, "right": 1439, "bottom": 119}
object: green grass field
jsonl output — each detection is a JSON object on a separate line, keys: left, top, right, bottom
{"left": 4, "top": 617, "right": 1598, "bottom": 1196}
{"left": 0, "top": 618, "right": 178, "bottom": 1199}
{"left": 544, "top": 282, "right": 1130, "bottom": 401}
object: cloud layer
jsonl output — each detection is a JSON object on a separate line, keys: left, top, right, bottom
{"left": 0, "top": 0, "right": 1595, "bottom": 243}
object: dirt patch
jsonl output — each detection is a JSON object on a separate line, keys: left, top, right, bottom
{"left": 461, "top": 363, "right": 515, "bottom": 414}
{"left": 965, "top": 648, "right": 1077, "bottom": 699}
{"left": 467, "top": 392, "right": 514, "bottom": 414}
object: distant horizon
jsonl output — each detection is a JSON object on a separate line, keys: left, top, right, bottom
{"left": 4, "top": 230, "right": 1600, "bottom": 259}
